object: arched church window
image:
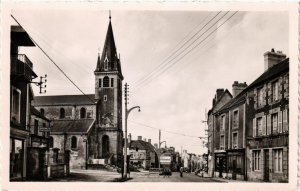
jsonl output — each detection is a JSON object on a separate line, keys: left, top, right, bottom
{"left": 103, "top": 76, "right": 109, "bottom": 87}
{"left": 40, "top": 108, "right": 45, "bottom": 116}
{"left": 60, "top": 108, "right": 65, "bottom": 119}
{"left": 71, "top": 136, "right": 77, "bottom": 149}
{"left": 111, "top": 78, "right": 114, "bottom": 87}
{"left": 99, "top": 79, "right": 102, "bottom": 88}
{"left": 80, "top": 107, "right": 86, "bottom": 119}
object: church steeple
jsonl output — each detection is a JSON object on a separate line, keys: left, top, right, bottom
{"left": 95, "top": 12, "right": 123, "bottom": 79}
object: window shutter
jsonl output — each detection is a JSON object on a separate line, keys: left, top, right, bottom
{"left": 253, "top": 89, "right": 257, "bottom": 110}
{"left": 278, "top": 111, "right": 282, "bottom": 133}
{"left": 283, "top": 109, "right": 288, "bottom": 132}
{"left": 267, "top": 114, "right": 271, "bottom": 135}
{"left": 250, "top": 150, "right": 253, "bottom": 171}
{"left": 253, "top": 118, "right": 256, "bottom": 137}
{"left": 262, "top": 84, "right": 267, "bottom": 106}
{"left": 278, "top": 77, "right": 283, "bottom": 100}
{"left": 267, "top": 82, "right": 272, "bottom": 104}
{"left": 262, "top": 115, "right": 266, "bottom": 135}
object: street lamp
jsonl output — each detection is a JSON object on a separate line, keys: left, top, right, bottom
{"left": 124, "top": 105, "right": 140, "bottom": 179}
{"left": 158, "top": 140, "right": 166, "bottom": 169}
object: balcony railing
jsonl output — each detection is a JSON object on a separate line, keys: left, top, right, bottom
{"left": 11, "top": 54, "right": 37, "bottom": 81}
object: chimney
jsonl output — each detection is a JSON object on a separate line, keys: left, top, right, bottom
{"left": 154, "top": 143, "right": 158, "bottom": 149}
{"left": 215, "top": 89, "right": 224, "bottom": 102}
{"left": 232, "top": 81, "right": 247, "bottom": 97}
{"left": 148, "top": 139, "right": 151, "bottom": 143}
{"left": 144, "top": 138, "right": 147, "bottom": 142}
{"left": 264, "top": 48, "right": 286, "bottom": 71}
{"left": 138, "top": 136, "right": 142, "bottom": 141}
{"left": 128, "top": 133, "right": 132, "bottom": 144}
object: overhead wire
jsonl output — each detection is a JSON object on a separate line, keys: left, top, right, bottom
{"left": 11, "top": 14, "right": 202, "bottom": 140}
{"left": 133, "top": 11, "right": 238, "bottom": 93}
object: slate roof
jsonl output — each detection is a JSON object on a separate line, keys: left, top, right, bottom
{"left": 30, "top": 106, "right": 51, "bottom": 121}
{"left": 217, "top": 58, "right": 289, "bottom": 114}
{"left": 33, "top": 94, "right": 95, "bottom": 106}
{"left": 129, "top": 140, "right": 156, "bottom": 152}
{"left": 247, "top": 58, "right": 289, "bottom": 90}
{"left": 51, "top": 119, "right": 95, "bottom": 134}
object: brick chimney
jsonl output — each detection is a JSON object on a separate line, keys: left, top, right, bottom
{"left": 148, "top": 139, "right": 151, "bottom": 143}
{"left": 138, "top": 136, "right": 142, "bottom": 141}
{"left": 144, "top": 138, "right": 147, "bottom": 142}
{"left": 232, "top": 81, "right": 247, "bottom": 97}
{"left": 128, "top": 133, "right": 132, "bottom": 144}
{"left": 264, "top": 48, "right": 286, "bottom": 71}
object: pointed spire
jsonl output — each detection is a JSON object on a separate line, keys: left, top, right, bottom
{"left": 109, "top": 10, "right": 111, "bottom": 20}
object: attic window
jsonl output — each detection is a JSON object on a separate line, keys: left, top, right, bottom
{"left": 104, "top": 56, "right": 109, "bottom": 71}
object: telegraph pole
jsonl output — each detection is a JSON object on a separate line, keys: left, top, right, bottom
{"left": 123, "top": 83, "right": 140, "bottom": 179}
{"left": 124, "top": 83, "right": 128, "bottom": 178}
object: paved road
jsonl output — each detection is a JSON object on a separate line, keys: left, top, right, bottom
{"left": 128, "top": 172, "right": 223, "bottom": 182}
{"left": 49, "top": 169, "right": 121, "bottom": 182}
{"left": 48, "top": 169, "right": 224, "bottom": 182}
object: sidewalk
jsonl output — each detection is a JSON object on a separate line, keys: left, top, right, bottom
{"left": 197, "top": 173, "right": 243, "bottom": 182}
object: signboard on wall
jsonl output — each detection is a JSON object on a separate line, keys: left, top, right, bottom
{"left": 39, "top": 127, "right": 51, "bottom": 132}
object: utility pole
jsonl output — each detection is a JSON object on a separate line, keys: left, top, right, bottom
{"left": 123, "top": 83, "right": 140, "bottom": 179}
{"left": 32, "top": 74, "right": 47, "bottom": 94}
{"left": 158, "top": 129, "right": 161, "bottom": 169}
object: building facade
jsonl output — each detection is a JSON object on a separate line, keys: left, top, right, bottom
{"left": 207, "top": 49, "right": 289, "bottom": 182}
{"left": 10, "top": 26, "right": 37, "bottom": 181}
{"left": 246, "top": 50, "right": 289, "bottom": 182}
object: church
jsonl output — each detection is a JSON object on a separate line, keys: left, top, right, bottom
{"left": 33, "top": 14, "right": 124, "bottom": 169}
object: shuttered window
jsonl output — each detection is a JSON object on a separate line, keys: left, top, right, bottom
{"left": 103, "top": 76, "right": 109, "bottom": 87}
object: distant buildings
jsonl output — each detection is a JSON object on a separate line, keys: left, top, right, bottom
{"left": 207, "top": 49, "right": 289, "bottom": 182}
{"left": 128, "top": 134, "right": 158, "bottom": 170}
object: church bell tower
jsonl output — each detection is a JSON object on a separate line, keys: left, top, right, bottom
{"left": 94, "top": 13, "right": 123, "bottom": 166}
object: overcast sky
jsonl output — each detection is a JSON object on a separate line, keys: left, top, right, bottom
{"left": 13, "top": 9, "right": 288, "bottom": 155}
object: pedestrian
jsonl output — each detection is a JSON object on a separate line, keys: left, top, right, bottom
{"left": 167, "top": 168, "right": 170, "bottom": 178}
{"left": 180, "top": 167, "right": 183, "bottom": 178}
{"left": 163, "top": 168, "right": 166, "bottom": 178}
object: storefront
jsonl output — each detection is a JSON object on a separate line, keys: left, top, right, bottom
{"left": 10, "top": 137, "right": 25, "bottom": 180}
{"left": 227, "top": 149, "right": 245, "bottom": 180}
{"left": 214, "top": 151, "right": 227, "bottom": 178}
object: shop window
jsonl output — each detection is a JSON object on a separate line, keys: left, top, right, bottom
{"left": 11, "top": 87, "right": 21, "bottom": 123}
{"left": 253, "top": 150, "right": 261, "bottom": 171}
{"left": 273, "top": 149, "right": 283, "bottom": 172}
{"left": 71, "top": 136, "right": 77, "bottom": 149}
{"left": 60, "top": 108, "right": 65, "bottom": 119}
{"left": 103, "top": 76, "right": 109, "bottom": 87}
{"left": 10, "top": 138, "right": 23, "bottom": 178}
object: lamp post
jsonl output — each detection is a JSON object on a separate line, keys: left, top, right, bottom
{"left": 123, "top": 105, "right": 140, "bottom": 178}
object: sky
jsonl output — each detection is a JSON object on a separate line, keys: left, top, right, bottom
{"left": 12, "top": 9, "right": 288, "bottom": 155}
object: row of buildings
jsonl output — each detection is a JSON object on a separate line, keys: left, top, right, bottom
{"left": 10, "top": 25, "right": 71, "bottom": 181}
{"left": 206, "top": 49, "right": 289, "bottom": 182}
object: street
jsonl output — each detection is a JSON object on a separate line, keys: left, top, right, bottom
{"left": 128, "top": 171, "right": 223, "bottom": 182}
{"left": 49, "top": 169, "right": 224, "bottom": 182}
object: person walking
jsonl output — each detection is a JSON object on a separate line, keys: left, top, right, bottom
{"left": 180, "top": 167, "right": 183, "bottom": 178}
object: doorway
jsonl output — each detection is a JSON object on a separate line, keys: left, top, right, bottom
{"left": 264, "top": 149, "right": 269, "bottom": 182}
{"left": 102, "top": 135, "right": 110, "bottom": 158}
